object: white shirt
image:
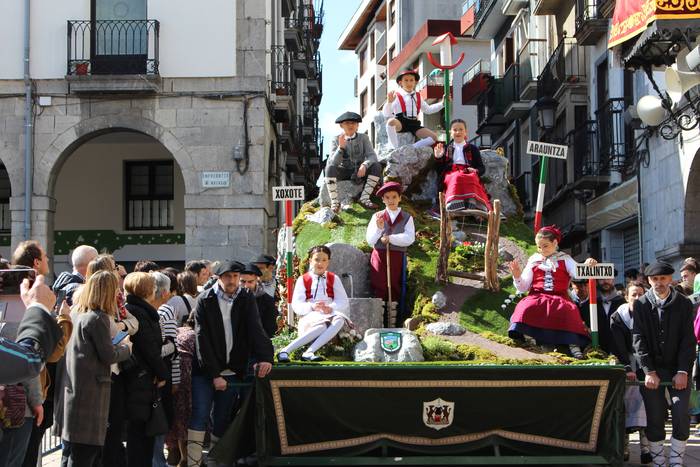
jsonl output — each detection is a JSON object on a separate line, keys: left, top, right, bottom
{"left": 382, "top": 87, "right": 444, "bottom": 119}
{"left": 452, "top": 141, "right": 467, "bottom": 165}
{"left": 365, "top": 208, "right": 416, "bottom": 248}
{"left": 513, "top": 252, "right": 578, "bottom": 294}
{"left": 217, "top": 293, "right": 235, "bottom": 370}
{"left": 291, "top": 271, "right": 349, "bottom": 316}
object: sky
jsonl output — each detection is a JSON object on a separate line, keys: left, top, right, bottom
{"left": 318, "top": 0, "right": 362, "bottom": 159}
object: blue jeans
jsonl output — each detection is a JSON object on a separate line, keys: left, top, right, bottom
{"left": 189, "top": 374, "right": 240, "bottom": 437}
{"left": 0, "top": 417, "right": 34, "bottom": 467}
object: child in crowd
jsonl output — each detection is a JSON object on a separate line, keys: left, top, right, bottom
{"left": 383, "top": 69, "right": 444, "bottom": 149}
{"left": 366, "top": 181, "right": 416, "bottom": 327}
{"left": 277, "top": 246, "right": 351, "bottom": 362}
{"left": 610, "top": 281, "right": 651, "bottom": 464}
{"left": 508, "top": 225, "right": 593, "bottom": 358}
{"left": 433, "top": 118, "right": 492, "bottom": 213}
{"left": 325, "top": 111, "right": 382, "bottom": 211}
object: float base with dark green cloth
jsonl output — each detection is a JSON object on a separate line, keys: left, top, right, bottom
{"left": 213, "top": 364, "right": 625, "bottom": 466}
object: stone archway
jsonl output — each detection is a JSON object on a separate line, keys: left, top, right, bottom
{"left": 24, "top": 115, "right": 195, "bottom": 268}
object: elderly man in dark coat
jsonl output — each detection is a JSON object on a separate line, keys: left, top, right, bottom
{"left": 632, "top": 261, "right": 696, "bottom": 467}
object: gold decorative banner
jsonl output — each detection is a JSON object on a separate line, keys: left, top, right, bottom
{"left": 609, "top": 0, "right": 700, "bottom": 49}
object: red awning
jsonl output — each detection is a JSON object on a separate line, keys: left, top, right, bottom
{"left": 609, "top": 0, "right": 700, "bottom": 49}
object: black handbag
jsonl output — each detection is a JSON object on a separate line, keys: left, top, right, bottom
{"left": 145, "top": 388, "right": 169, "bottom": 437}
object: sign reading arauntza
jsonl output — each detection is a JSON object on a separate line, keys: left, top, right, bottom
{"left": 272, "top": 185, "right": 305, "bottom": 201}
{"left": 574, "top": 263, "right": 615, "bottom": 280}
{"left": 526, "top": 140, "right": 568, "bottom": 160}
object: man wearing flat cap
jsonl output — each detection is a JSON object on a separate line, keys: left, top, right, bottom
{"left": 325, "top": 111, "right": 382, "bottom": 211}
{"left": 632, "top": 261, "right": 696, "bottom": 467}
{"left": 252, "top": 254, "right": 277, "bottom": 299}
{"left": 240, "top": 262, "right": 278, "bottom": 338}
{"left": 187, "top": 260, "right": 274, "bottom": 465}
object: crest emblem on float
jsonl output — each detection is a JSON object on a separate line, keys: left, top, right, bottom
{"left": 423, "top": 398, "right": 454, "bottom": 431}
{"left": 379, "top": 331, "right": 401, "bottom": 352}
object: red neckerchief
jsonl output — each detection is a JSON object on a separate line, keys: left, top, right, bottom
{"left": 382, "top": 209, "right": 403, "bottom": 235}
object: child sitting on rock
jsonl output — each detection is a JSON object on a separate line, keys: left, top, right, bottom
{"left": 610, "top": 281, "right": 651, "bottom": 464}
{"left": 434, "top": 118, "right": 491, "bottom": 213}
{"left": 508, "top": 225, "right": 594, "bottom": 359}
{"left": 326, "top": 111, "right": 382, "bottom": 211}
{"left": 366, "top": 181, "right": 415, "bottom": 327}
{"left": 277, "top": 245, "right": 351, "bottom": 362}
{"left": 383, "top": 69, "right": 444, "bottom": 150}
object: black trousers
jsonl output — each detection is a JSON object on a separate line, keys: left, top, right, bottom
{"left": 101, "top": 373, "right": 126, "bottom": 467}
{"left": 325, "top": 162, "right": 382, "bottom": 181}
{"left": 66, "top": 442, "right": 101, "bottom": 467}
{"left": 638, "top": 368, "right": 691, "bottom": 442}
{"left": 126, "top": 420, "right": 154, "bottom": 467}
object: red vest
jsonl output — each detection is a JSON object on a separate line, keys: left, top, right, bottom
{"left": 396, "top": 92, "right": 421, "bottom": 115}
{"left": 530, "top": 260, "right": 570, "bottom": 294}
{"left": 303, "top": 271, "right": 335, "bottom": 300}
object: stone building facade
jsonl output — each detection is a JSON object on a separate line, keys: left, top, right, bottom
{"left": 0, "top": 0, "right": 323, "bottom": 270}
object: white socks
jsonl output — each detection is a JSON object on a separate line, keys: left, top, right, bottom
{"left": 187, "top": 429, "right": 205, "bottom": 467}
{"left": 361, "top": 175, "right": 380, "bottom": 201}
{"left": 326, "top": 177, "right": 338, "bottom": 208}
{"left": 413, "top": 136, "right": 435, "bottom": 149}
{"left": 670, "top": 437, "right": 686, "bottom": 467}
{"left": 386, "top": 124, "right": 399, "bottom": 149}
{"left": 649, "top": 440, "right": 665, "bottom": 467}
{"left": 306, "top": 318, "right": 344, "bottom": 354}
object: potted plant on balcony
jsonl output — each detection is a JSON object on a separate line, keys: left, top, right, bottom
{"left": 75, "top": 62, "right": 89, "bottom": 76}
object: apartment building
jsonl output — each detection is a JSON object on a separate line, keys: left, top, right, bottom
{"left": 338, "top": 0, "right": 490, "bottom": 145}
{"left": 0, "top": 0, "right": 323, "bottom": 271}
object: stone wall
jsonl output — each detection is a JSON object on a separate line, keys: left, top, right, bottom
{"left": 0, "top": 0, "right": 278, "bottom": 263}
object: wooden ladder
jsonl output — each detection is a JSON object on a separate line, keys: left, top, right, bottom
{"left": 436, "top": 193, "right": 501, "bottom": 291}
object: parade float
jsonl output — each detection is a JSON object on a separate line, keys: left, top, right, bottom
{"left": 214, "top": 34, "right": 625, "bottom": 467}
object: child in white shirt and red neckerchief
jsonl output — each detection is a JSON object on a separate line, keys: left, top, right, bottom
{"left": 366, "top": 181, "right": 416, "bottom": 327}
{"left": 383, "top": 69, "right": 444, "bottom": 150}
{"left": 277, "top": 245, "right": 351, "bottom": 363}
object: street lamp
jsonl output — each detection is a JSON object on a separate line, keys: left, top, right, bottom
{"left": 536, "top": 96, "right": 558, "bottom": 132}
{"left": 532, "top": 96, "right": 558, "bottom": 233}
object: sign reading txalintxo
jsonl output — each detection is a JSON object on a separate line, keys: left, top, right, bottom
{"left": 272, "top": 186, "right": 305, "bottom": 201}
{"left": 574, "top": 263, "right": 615, "bottom": 280}
{"left": 526, "top": 140, "right": 568, "bottom": 160}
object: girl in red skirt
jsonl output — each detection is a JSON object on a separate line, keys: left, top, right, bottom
{"left": 433, "top": 119, "right": 492, "bottom": 213}
{"left": 366, "top": 182, "right": 415, "bottom": 327}
{"left": 508, "top": 225, "right": 595, "bottom": 358}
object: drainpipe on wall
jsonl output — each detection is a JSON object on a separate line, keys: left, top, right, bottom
{"left": 23, "top": 0, "right": 33, "bottom": 240}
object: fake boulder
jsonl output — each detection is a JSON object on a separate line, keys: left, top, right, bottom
{"left": 353, "top": 328, "right": 425, "bottom": 362}
{"left": 326, "top": 243, "right": 371, "bottom": 298}
{"left": 378, "top": 145, "right": 435, "bottom": 192}
{"left": 344, "top": 298, "right": 384, "bottom": 336}
{"left": 317, "top": 179, "right": 363, "bottom": 209}
{"left": 481, "top": 149, "right": 520, "bottom": 217}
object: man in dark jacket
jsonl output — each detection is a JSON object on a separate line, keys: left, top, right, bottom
{"left": 241, "top": 263, "right": 278, "bottom": 338}
{"left": 187, "top": 261, "right": 273, "bottom": 465}
{"left": 632, "top": 261, "right": 696, "bottom": 467}
{"left": 579, "top": 277, "right": 625, "bottom": 355}
{"left": 52, "top": 245, "right": 97, "bottom": 306}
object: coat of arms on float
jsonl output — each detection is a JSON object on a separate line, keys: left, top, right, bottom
{"left": 379, "top": 331, "right": 401, "bottom": 352}
{"left": 423, "top": 398, "right": 454, "bottom": 430}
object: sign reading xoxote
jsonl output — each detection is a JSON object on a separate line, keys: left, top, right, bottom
{"left": 574, "top": 263, "right": 615, "bottom": 280}
{"left": 272, "top": 185, "right": 305, "bottom": 201}
{"left": 526, "top": 141, "right": 568, "bottom": 160}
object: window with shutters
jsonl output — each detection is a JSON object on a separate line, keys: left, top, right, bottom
{"left": 125, "top": 161, "right": 174, "bottom": 230}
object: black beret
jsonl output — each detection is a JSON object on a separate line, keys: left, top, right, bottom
{"left": 242, "top": 263, "right": 262, "bottom": 276}
{"left": 215, "top": 261, "right": 245, "bottom": 275}
{"left": 644, "top": 261, "right": 675, "bottom": 277}
{"left": 335, "top": 111, "right": 362, "bottom": 124}
{"left": 252, "top": 254, "right": 276, "bottom": 265}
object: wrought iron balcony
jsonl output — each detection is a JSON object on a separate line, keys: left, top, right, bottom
{"left": 596, "top": 97, "right": 632, "bottom": 176}
{"left": 284, "top": 16, "right": 304, "bottom": 51}
{"left": 477, "top": 77, "right": 507, "bottom": 135}
{"left": 473, "top": 0, "right": 510, "bottom": 40}
{"left": 537, "top": 37, "right": 586, "bottom": 100}
{"left": 502, "top": 63, "right": 529, "bottom": 120}
{"left": 376, "top": 31, "right": 387, "bottom": 66}
{"left": 270, "top": 45, "right": 297, "bottom": 123}
{"left": 417, "top": 71, "right": 445, "bottom": 101}
{"left": 67, "top": 20, "right": 159, "bottom": 75}
{"left": 574, "top": 0, "right": 608, "bottom": 46}
{"left": 518, "top": 38, "right": 547, "bottom": 101}
{"left": 462, "top": 59, "right": 491, "bottom": 105}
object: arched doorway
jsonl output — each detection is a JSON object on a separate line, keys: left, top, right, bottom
{"left": 51, "top": 130, "right": 185, "bottom": 272}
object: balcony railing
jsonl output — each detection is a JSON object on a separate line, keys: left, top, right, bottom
{"left": 67, "top": 20, "right": 159, "bottom": 75}
{"left": 537, "top": 37, "right": 586, "bottom": 98}
{"left": 463, "top": 59, "right": 490, "bottom": 86}
{"left": 474, "top": 0, "right": 496, "bottom": 31}
{"left": 596, "top": 97, "right": 630, "bottom": 173}
{"left": 270, "top": 45, "right": 297, "bottom": 97}
{"left": 575, "top": 0, "right": 608, "bottom": 45}
{"left": 376, "top": 31, "right": 387, "bottom": 65}
{"left": 502, "top": 63, "right": 519, "bottom": 107}
{"left": 567, "top": 120, "right": 601, "bottom": 178}
{"left": 518, "top": 38, "right": 547, "bottom": 98}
